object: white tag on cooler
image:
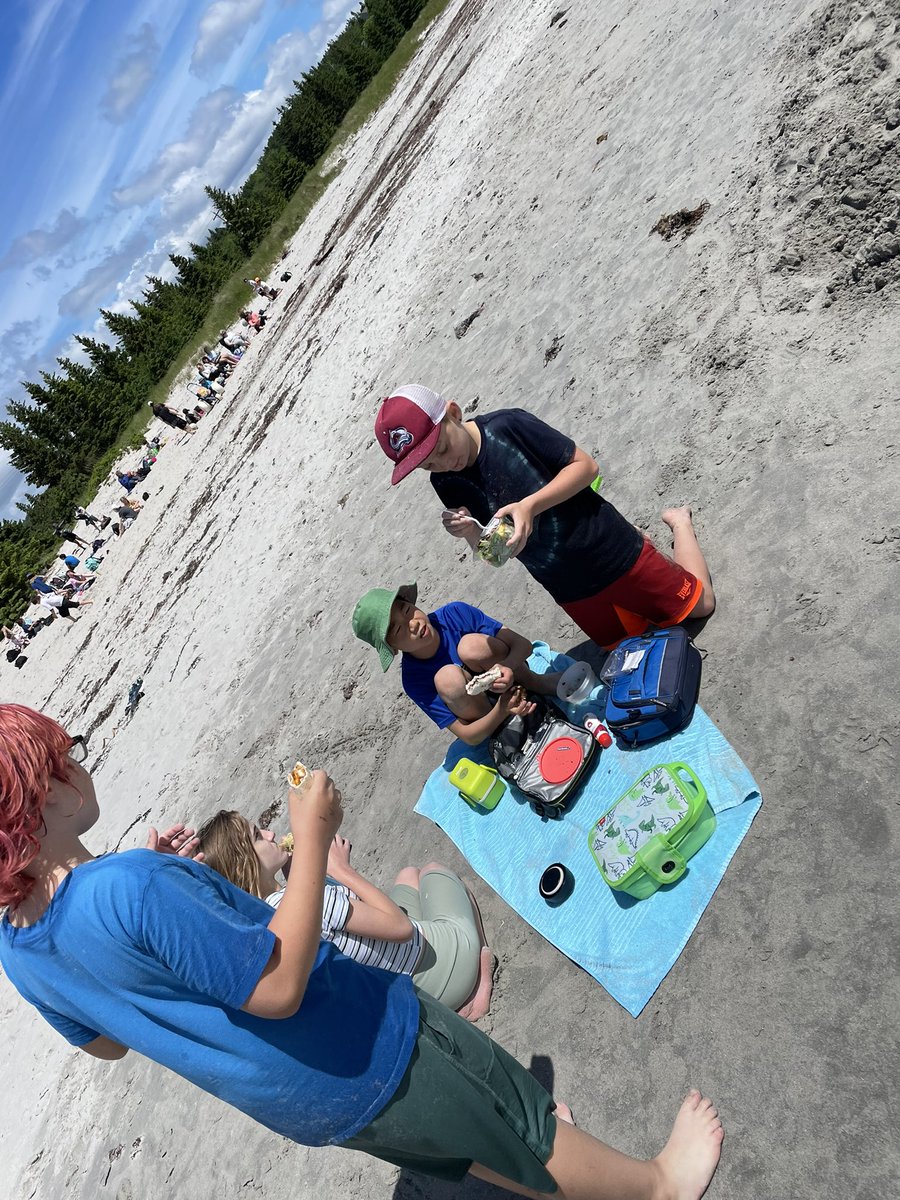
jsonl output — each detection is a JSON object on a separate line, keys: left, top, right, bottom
{"left": 622, "top": 649, "right": 647, "bottom": 672}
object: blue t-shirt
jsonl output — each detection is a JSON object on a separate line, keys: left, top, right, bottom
{"left": 430, "top": 408, "right": 644, "bottom": 603}
{"left": 63, "top": 556, "right": 79, "bottom": 569}
{"left": 400, "top": 601, "right": 502, "bottom": 728}
{"left": 0, "top": 852, "right": 418, "bottom": 1147}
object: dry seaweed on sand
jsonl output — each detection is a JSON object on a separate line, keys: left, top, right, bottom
{"left": 651, "top": 201, "right": 710, "bottom": 240}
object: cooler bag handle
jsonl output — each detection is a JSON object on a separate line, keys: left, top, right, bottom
{"left": 635, "top": 836, "right": 687, "bottom": 886}
{"left": 669, "top": 763, "right": 707, "bottom": 805}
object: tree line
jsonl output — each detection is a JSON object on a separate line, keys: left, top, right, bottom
{"left": 0, "top": 0, "right": 427, "bottom": 626}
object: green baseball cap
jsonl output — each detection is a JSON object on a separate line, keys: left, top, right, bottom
{"left": 352, "top": 583, "right": 418, "bottom": 672}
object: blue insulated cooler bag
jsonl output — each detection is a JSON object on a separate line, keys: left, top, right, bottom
{"left": 603, "top": 627, "right": 701, "bottom": 746}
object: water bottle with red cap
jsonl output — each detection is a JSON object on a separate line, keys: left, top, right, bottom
{"left": 583, "top": 713, "right": 613, "bottom": 748}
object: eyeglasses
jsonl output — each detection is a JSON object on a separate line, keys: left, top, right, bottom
{"left": 68, "top": 735, "right": 89, "bottom": 764}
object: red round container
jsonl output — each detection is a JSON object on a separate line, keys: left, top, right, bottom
{"left": 538, "top": 736, "right": 584, "bottom": 784}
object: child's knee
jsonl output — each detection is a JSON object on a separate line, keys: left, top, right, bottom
{"left": 457, "top": 633, "right": 508, "bottom": 670}
{"left": 434, "top": 663, "right": 470, "bottom": 705}
{"left": 393, "top": 866, "right": 420, "bottom": 888}
{"left": 694, "top": 584, "right": 716, "bottom": 618}
{"left": 420, "top": 861, "right": 449, "bottom": 877}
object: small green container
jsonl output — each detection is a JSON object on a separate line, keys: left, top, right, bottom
{"left": 449, "top": 758, "right": 506, "bottom": 811}
{"left": 588, "top": 763, "right": 716, "bottom": 899}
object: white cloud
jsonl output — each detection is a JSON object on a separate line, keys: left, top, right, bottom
{"left": 0, "top": 320, "right": 61, "bottom": 421}
{"left": 100, "top": 22, "right": 161, "bottom": 123}
{"left": 112, "top": 87, "right": 242, "bottom": 209}
{"left": 0, "top": 209, "right": 90, "bottom": 273}
{"left": 114, "top": 26, "right": 330, "bottom": 223}
{"left": 322, "top": 0, "right": 354, "bottom": 19}
{"left": 0, "top": 448, "right": 33, "bottom": 521}
{"left": 57, "top": 230, "right": 154, "bottom": 317}
{"left": 191, "top": 0, "right": 266, "bottom": 76}
{"left": 3, "top": 318, "right": 45, "bottom": 362}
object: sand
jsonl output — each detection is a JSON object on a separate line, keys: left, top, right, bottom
{"left": 2, "top": 0, "right": 898, "bottom": 1196}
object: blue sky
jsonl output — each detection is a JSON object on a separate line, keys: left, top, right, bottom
{"left": 0, "top": 0, "right": 356, "bottom": 517}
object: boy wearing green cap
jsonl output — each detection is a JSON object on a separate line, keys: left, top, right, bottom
{"left": 352, "top": 584, "right": 561, "bottom": 746}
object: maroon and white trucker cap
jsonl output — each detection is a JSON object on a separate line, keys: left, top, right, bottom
{"left": 374, "top": 384, "right": 448, "bottom": 484}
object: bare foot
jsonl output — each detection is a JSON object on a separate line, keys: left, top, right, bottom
{"left": 553, "top": 1101, "right": 576, "bottom": 1126}
{"left": 456, "top": 947, "right": 495, "bottom": 1022}
{"left": 651, "top": 1090, "right": 724, "bottom": 1200}
{"left": 661, "top": 506, "right": 694, "bottom": 534}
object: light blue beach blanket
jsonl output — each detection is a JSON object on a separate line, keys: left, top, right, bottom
{"left": 414, "top": 643, "right": 762, "bottom": 1016}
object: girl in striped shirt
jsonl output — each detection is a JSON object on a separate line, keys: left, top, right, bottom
{"left": 196, "top": 811, "right": 494, "bottom": 1020}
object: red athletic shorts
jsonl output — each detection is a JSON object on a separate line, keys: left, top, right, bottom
{"left": 560, "top": 540, "right": 703, "bottom": 650}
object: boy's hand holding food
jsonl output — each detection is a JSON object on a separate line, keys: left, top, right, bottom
{"left": 488, "top": 664, "right": 516, "bottom": 692}
{"left": 493, "top": 500, "right": 534, "bottom": 554}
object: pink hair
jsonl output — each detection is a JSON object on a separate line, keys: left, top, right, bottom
{"left": 0, "top": 705, "right": 72, "bottom": 909}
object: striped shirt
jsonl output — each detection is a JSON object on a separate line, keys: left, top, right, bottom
{"left": 265, "top": 882, "right": 423, "bottom": 976}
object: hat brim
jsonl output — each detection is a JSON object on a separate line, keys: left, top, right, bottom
{"left": 375, "top": 582, "right": 418, "bottom": 670}
{"left": 390, "top": 423, "right": 442, "bottom": 485}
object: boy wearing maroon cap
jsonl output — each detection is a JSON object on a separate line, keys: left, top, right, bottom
{"left": 374, "top": 386, "right": 715, "bottom": 650}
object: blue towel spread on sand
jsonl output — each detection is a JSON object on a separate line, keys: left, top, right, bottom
{"left": 414, "top": 643, "right": 762, "bottom": 1016}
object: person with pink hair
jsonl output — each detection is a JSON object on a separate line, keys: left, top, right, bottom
{"left": 0, "top": 704, "right": 723, "bottom": 1199}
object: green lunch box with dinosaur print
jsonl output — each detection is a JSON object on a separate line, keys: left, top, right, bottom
{"left": 588, "top": 763, "right": 716, "bottom": 900}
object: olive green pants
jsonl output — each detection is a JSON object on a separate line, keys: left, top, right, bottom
{"left": 343, "top": 989, "right": 558, "bottom": 1191}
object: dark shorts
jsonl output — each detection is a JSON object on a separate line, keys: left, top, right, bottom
{"left": 561, "top": 538, "right": 702, "bottom": 650}
{"left": 342, "top": 990, "right": 558, "bottom": 1191}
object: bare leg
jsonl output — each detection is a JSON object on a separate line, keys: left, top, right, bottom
{"left": 469, "top": 1090, "right": 723, "bottom": 1200}
{"left": 434, "top": 663, "right": 494, "bottom": 722}
{"left": 457, "top": 633, "right": 562, "bottom": 696}
{"left": 661, "top": 508, "right": 716, "bottom": 618}
{"left": 453, "top": 878, "right": 495, "bottom": 1022}
{"left": 455, "top": 947, "right": 495, "bottom": 1022}
{"left": 392, "top": 866, "right": 421, "bottom": 889}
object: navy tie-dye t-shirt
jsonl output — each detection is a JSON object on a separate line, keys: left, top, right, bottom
{"left": 430, "top": 409, "right": 643, "bottom": 603}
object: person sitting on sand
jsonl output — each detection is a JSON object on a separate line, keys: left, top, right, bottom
{"left": 116, "top": 470, "right": 140, "bottom": 494}
{"left": 194, "top": 810, "right": 494, "bottom": 1021}
{"left": 239, "top": 308, "right": 266, "bottom": 331}
{"left": 0, "top": 704, "right": 724, "bottom": 1200}
{"left": 352, "top": 583, "right": 561, "bottom": 746}
{"left": 27, "top": 574, "right": 58, "bottom": 596}
{"left": 1, "top": 625, "right": 28, "bottom": 652}
{"left": 149, "top": 402, "right": 195, "bottom": 432}
{"left": 62, "top": 567, "right": 94, "bottom": 589}
{"left": 220, "top": 328, "right": 250, "bottom": 352}
{"left": 203, "top": 345, "right": 241, "bottom": 367}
